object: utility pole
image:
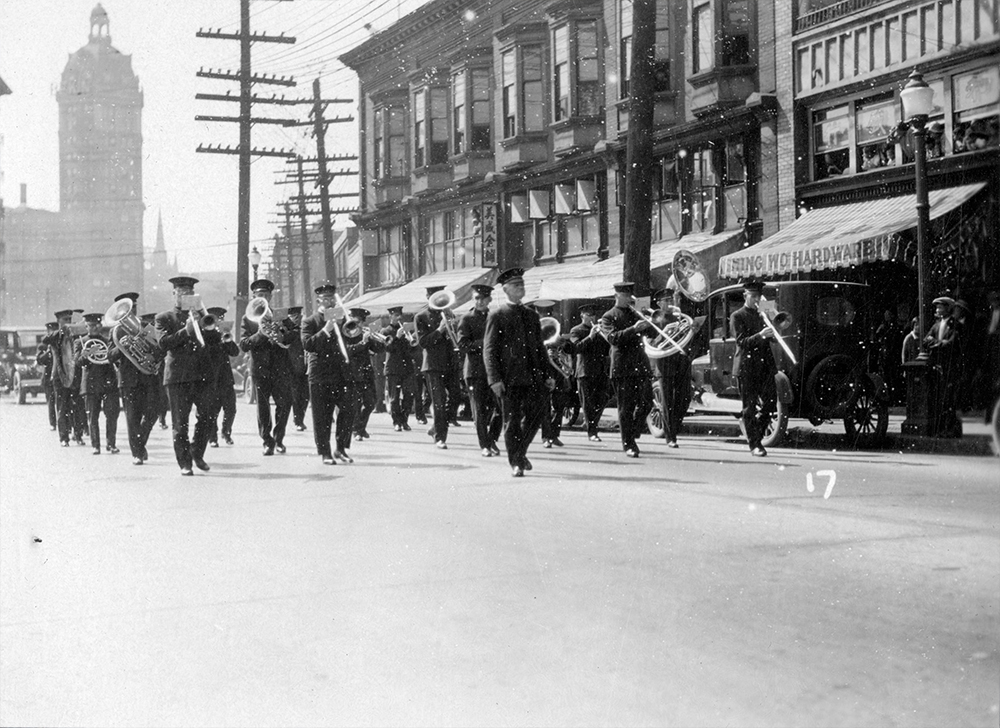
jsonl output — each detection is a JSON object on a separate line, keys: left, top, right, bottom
{"left": 195, "top": 0, "right": 296, "bottom": 314}
{"left": 282, "top": 205, "right": 296, "bottom": 307}
{"left": 312, "top": 79, "right": 336, "bottom": 282}
{"left": 622, "top": 0, "right": 657, "bottom": 297}
{"left": 295, "top": 158, "right": 312, "bottom": 310}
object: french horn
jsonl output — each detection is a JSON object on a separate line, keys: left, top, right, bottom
{"left": 80, "top": 337, "right": 111, "bottom": 364}
{"left": 104, "top": 298, "right": 161, "bottom": 375}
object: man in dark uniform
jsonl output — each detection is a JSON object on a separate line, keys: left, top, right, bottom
{"left": 106, "top": 292, "right": 162, "bottom": 465}
{"left": 286, "top": 306, "right": 310, "bottom": 432}
{"left": 204, "top": 307, "right": 240, "bottom": 449}
{"left": 345, "top": 307, "right": 385, "bottom": 441}
{"left": 484, "top": 268, "right": 555, "bottom": 477}
{"left": 730, "top": 278, "right": 777, "bottom": 457}
{"left": 301, "top": 280, "right": 362, "bottom": 465}
{"left": 601, "top": 282, "right": 653, "bottom": 457}
{"left": 415, "top": 286, "right": 461, "bottom": 450}
{"left": 37, "top": 321, "right": 59, "bottom": 431}
{"left": 381, "top": 305, "right": 418, "bottom": 432}
{"left": 76, "top": 312, "right": 121, "bottom": 454}
{"left": 651, "top": 284, "right": 693, "bottom": 449}
{"left": 156, "top": 275, "right": 220, "bottom": 476}
{"left": 541, "top": 332, "right": 575, "bottom": 448}
{"left": 143, "top": 311, "right": 171, "bottom": 430}
{"left": 43, "top": 309, "right": 88, "bottom": 446}
{"left": 568, "top": 304, "right": 610, "bottom": 442}
{"left": 241, "top": 278, "right": 296, "bottom": 456}
{"left": 458, "top": 284, "right": 502, "bottom": 457}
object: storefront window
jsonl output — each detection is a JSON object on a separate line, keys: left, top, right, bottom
{"left": 813, "top": 104, "right": 850, "bottom": 179}
{"left": 952, "top": 65, "right": 1000, "bottom": 153}
{"left": 652, "top": 157, "right": 682, "bottom": 242}
{"left": 692, "top": 147, "right": 717, "bottom": 233}
{"left": 424, "top": 207, "right": 480, "bottom": 273}
{"left": 377, "top": 225, "right": 405, "bottom": 286}
{"left": 856, "top": 95, "right": 898, "bottom": 171}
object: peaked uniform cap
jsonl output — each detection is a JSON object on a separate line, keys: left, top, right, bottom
{"left": 250, "top": 279, "right": 275, "bottom": 293}
{"left": 114, "top": 291, "right": 139, "bottom": 302}
{"left": 169, "top": 275, "right": 199, "bottom": 288}
{"left": 496, "top": 268, "right": 525, "bottom": 286}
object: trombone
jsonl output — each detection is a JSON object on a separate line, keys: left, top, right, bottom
{"left": 427, "top": 288, "right": 460, "bottom": 349}
{"left": 630, "top": 306, "right": 685, "bottom": 356}
{"left": 760, "top": 296, "right": 797, "bottom": 365}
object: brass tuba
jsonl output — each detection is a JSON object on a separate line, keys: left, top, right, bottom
{"left": 104, "top": 298, "right": 161, "bottom": 375}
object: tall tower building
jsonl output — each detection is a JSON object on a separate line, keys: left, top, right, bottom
{"left": 56, "top": 3, "right": 144, "bottom": 311}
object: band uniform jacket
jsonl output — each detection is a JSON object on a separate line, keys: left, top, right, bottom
{"left": 344, "top": 333, "right": 385, "bottom": 383}
{"left": 208, "top": 334, "right": 240, "bottom": 390}
{"left": 156, "top": 309, "right": 221, "bottom": 385}
{"left": 730, "top": 305, "right": 777, "bottom": 380}
{"left": 36, "top": 345, "right": 54, "bottom": 385}
{"left": 600, "top": 305, "right": 652, "bottom": 379}
{"left": 483, "top": 303, "right": 549, "bottom": 388}
{"left": 42, "top": 329, "right": 80, "bottom": 389}
{"left": 287, "top": 323, "right": 307, "bottom": 379}
{"left": 381, "top": 323, "right": 416, "bottom": 377}
{"left": 75, "top": 335, "right": 118, "bottom": 396}
{"left": 568, "top": 322, "right": 610, "bottom": 379}
{"left": 300, "top": 313, "right": 366, "bottom": 385}
{"left": 107, "top": 339, "right": 160, "bottom": 390}
{"left": 240, "top": 315, "right": 296, "bottom": 380}
{"left": 457, "top": 309, "right": 489, "bottom": 381}
{"left": 651, "top": 307, "right": 690, "bottom": 377}
{"left": 415, "top": 308, "right": 457, "bottom": 373}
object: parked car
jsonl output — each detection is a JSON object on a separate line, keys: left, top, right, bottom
{"left": 0, "top": 326, "right": 48, "bottom": 404}
{"left": 648, "top": 281, "right": 889, "bottom": 448}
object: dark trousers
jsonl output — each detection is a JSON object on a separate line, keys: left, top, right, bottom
{"left": 413, "top": 374, "right": 428, "bottom": 421}
{"left": 55, "top": 386, "right": 87, "bottom": 443}
{"left": 613, "top": 377, "right": 653, "bottom": 451}
{"left": 353, "top": 377, "right": 376, "bottom": 434}
{"left": 166, "top": 380, "right": 213, "bottom": 469}
{"left": 447, "top": 368, "right": 464, "bottom": 421}
{"left": 387, "top": 373, "right": 415, "bottom": 426}
{"left": 309, "top": 379, "right": 353, "bottom": 457}
{"left": 467, "top": 377, "right": 502, "bottom": 449}
{"left": 254, "top": 373, "right": 292, "bottom": 448}
{"left": 157, "top": 384, "right": 170, "bottom": 426}
{"left": 542, "top": 388, "right": 576, "bottom": 440}
{"left": 86, "top": 389, "right": 120, "bottom": 449}
{"left": 208, "top": 383, "right": 237, "bottom": 443}
{"left": 44, "top": 381, "right": 57, "bottom": 428}
{"left": 423, "top": 371, "right": 452, "bottom": 443}
{"left": 291, "top": 372, "right": 309, "bottom": 427}
{"left": 499, "top": 383, "right": 547, "bottom": 468}
{"left": 121, "top": 376, "right": 160, "bottom": 458}
{"left": 659, "top": 357, "right": 692, "bottom": 441}
{"left": 577, "top": 376, "right": 609, "bottom": 437}
{"left": 738, "top": 369, "right": 776, "bottom": 450}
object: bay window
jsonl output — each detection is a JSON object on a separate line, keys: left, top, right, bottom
{"left": 372, "top": 103, "right": 407, "bottom": 179}
{"left": 551, "top": 17, "right": 604, "bottom": 122}
{"left": 501, "top": 46, "right": 545, "bottom": 139}
{"left": 693, "top": 0, "right": 753, "bottom": 74}
{"left": 452, "top": 66, "right": 491, "bottom": 155}
{"left": 619, "top": 0, "right": 671, "bottom": 98}
{"left": 413, "top": 85, "right": 449, "bottom": 168}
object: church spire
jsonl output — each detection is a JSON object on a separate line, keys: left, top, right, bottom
{"left": 90, "top": 4, "right": 110, "bottom": 43}
{"left": 155, "top": 209, "right": 165, "bottom": 252}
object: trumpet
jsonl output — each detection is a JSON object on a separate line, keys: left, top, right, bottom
{"left": 180, "top": 294, "right": 207, "bottom": 347}
{"left": 760, "top": 296, "right": 797, "bottom": 365}
{"left": 246, "top": 296, "right": 290, "bottom": 349}
{"left": 428, "top": 288, "right": 460, "bottom": 348}
{"left": 318, "top": 304, "right": 350, "bottom": 360}
{"left": 362, "top": 326, "right": 389, "bottom": 345}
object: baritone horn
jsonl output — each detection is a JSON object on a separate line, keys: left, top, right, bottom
{"left": 672, "top": 249, "right": 711, "bottom": 303}
{"left": 104, "top": 298, "right": 161, "bottom": 375}
{"left": 246, "top": 296, "right": 290, "bottom": 348}
{"left": 428, "top": 288, "right": 460, "bottom": 348}
{"left": 539, "top": 316, "right": 562, "bottom": 346}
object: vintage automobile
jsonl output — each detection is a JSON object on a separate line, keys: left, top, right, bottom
{"left": 647, "top": 279, "right": 890, "bottom": 448}
{"left": 0, "top": 326, "right": 48, "bottom": 404}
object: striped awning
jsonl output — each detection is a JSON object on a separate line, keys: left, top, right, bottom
{"left": 718, "top": 183, "right": 986, "bottom": 279}
{"left": 346, "top": 266, "right": 496, "bottom": 317}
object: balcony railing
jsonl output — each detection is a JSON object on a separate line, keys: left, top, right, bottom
{"left": 795, "top": 0, "right": 894, "bottom": 32}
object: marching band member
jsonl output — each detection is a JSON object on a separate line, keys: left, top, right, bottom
{"left": 457, "top": 284, "right": 502, "bottom": 457}
{"left": 204, "top": 307, "right": 239, "bottom": 449}
{"left": 76, "top": 312, "right": 121, "bottom": 454}
{"left": 568, "top": 304, "right": 610, "bottom": 442}
{"left": 43, "top": 308, "right": 88, "bottom": 447}
{"left": 415, "top": 286, "right": 461, "bottom": 449}
{"left": 143, "top": 311, "right": 171, "bottom": 431}
{"left": 541, "top": 330, "right": 575, "bottom": 448}
{"left": 650, "top": 284, "right": 693, "bottom": 449}
{"left": 37, "top": 321, "right": 59, "bottom": 431}
{"left": 381, "top": 306, "right": 418, "bottom": 432}
{"left": 601, "top": 282, "right": 653, "bottom": 458}
{"left": 346, "top": 307, "right": 385, "bottom": 442}
{"left": 156, "top": 275, "right": 220, "bottom": 476}
{"left": 301, "top": 280, "right": 356, "bottom": 465}
{"left": 484, "top": 268, "right": 555, "bottom": 477}
{"left": 240, "top": 279, "right": 296, "bottom": 456}
{"left": 106, "top": 292, "right": 161, "bottom": 465}
{"left": 286, "top": 306, "right": 310, "bottom": 432}
{"left": 730, "top": 278, "right": 776, "bottom": 457}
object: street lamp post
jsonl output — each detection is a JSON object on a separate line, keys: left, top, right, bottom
{"left": 249, "top": 246, "right": 262, "bottom": 282}
{"left": 900, "top": 68, "right": 940, "bottom": 436}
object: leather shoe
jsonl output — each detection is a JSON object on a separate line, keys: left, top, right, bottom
{"left": 354, "top": 433, "right": 364, "bottom": 441}
{"left": 624, "top": 448, "right": 639, "bottom": 458}
{"left": 180, "top": 467, "right": 194, "bottom": 476}
{"left": 132, "top": 456, "right": 144, "bottom": 466}
{"left": 542, "top": 439, "right": 553, "bottom": 448}
{"left": 108, "top": 446, "right": 120, "bottom": 454}
{"left": 481, "top": 448, "right": 493, "bottom": 457}
{"left": 263, "top": 444, "right": 275, "bottom": 456}
{"left": 401, "top": 423, "right": 411, "bottom": 431}
{"left": 667, "top": 440, "right": 679, "bottom": 449}
{"left": 209, "top": 440, "right": 219, "bottom": 448}
{"left": 522, "top": 458, "right": 532, "bottom": 471}
{"left": 751, "top": 446, "right": 767, "bottom": 457}
{"left": 193, "top": 458, "right": 210, "bottom": 471}
{"left": 511, "top": 465, "right": 524, "bottom": 477}
{"left": 160, "top": 422, "right": 169, "bottom": 430}
{"left": 334, "top": 450, "right": 353, "bottom": 463}
{"left": 141, "top": 448, "right": 149, "bottom": 462}
{"left": 449, "top": 420, "right": 461, "bottom": 427}
{"left": 92, "top": 447, "right": 101, "bottom": 455}
{"left": 393, "top": 424, "right": 402, "bottom": 432}
{"left": 60, "top": 441, "right": 70, "bottom": 447}
{"left": 489, "top": 444, "right": 501, "bottom": 456}
{"left": 223, "top": 436, "right": 234, "bottom": 445}
{"left": 416, "top": 418, "right": 427, "bottom": 425}
{"left": 295, "top": 424, "right": 307, "bottom": 431}
{"left": 550, "top": 437, "right": 564, "bottom": 447}
{"left": 359, "top": 430, "right": 371, "bottom": 439}
{"left": 322, "top": 455, "right": 336, "bottom": 465}
{"left": 275, "top": 443, "right": 286, "bottom": 454}
{"left": 435, "top": 440, "right": 448, "bottom": 450}
{"left": 588, "top": 434, "right": 602, "bottom": 442}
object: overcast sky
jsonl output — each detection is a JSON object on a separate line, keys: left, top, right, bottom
{"left": 0, "top": 0, "right": 428, "bottom": 274}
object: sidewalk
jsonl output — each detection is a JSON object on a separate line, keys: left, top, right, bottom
{"left": 593, "top": 407, "right": 998, "bottom": 457}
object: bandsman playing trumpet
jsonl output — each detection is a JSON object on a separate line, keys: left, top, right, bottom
{"left": 600, "top": 282, "right": 654, "bottom": 458}
{"left": 381, "top": 306, "right": 418, "bottom": 432}
{"left": 345, "top": 307, "right": 386, "bottom": 442}
{"left": 567, "top": 304, "right": 610, "bottom": 443}
{"left": 204, "top": 307, "right": 240, "bottom": 449}
{"left": 76, "top": 312, "right": 121, "bottom": 455}
{"left": 106, "top": 292, "right": 161, "bottom": 464}
{"left": 43, "top": 308, "right": 88, "bottom": 446}
{"left": 157, "top": 275, "right": 219, "bottom": 476}
{"left": 241, "top": 278, "right": 296, "bottom": 456}
{"left": 730, "top": 278, "right": 777, "bottom": 457}
{"left": 457, "top": 284, "right": 502, "bottom": 457}
{"left": 415, "top": 286, "right": 463, "bottom": 449}
{"left": 650, "top": 282, "right": 693, "bottom": 449}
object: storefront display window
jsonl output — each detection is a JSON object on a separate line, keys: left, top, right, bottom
{"left": 856, "top": 95, "right": 898, "bottom": 170}
{"left": 424, "top": 207, "right": 481, "bottom": 273}
{"left": 952, "top": 65, "right": 1000, "bottom": 153}
{"left": 813, "top": 104, "right": 850, "bottom": 180}
{"left": 376, "top": 225, "right": 406, "bottom": 286}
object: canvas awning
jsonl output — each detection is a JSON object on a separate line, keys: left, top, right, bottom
{"left": 346, "top": 267, "right": 496, "bottom": 317}
{"left": 718, "top": 183, "right": 986, "bottom": 279}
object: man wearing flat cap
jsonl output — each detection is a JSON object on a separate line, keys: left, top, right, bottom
{"left": 484, "top": 268, "right": 555, "bottom": 477}
{"left": 730, "top": 278, "right": 777, "bottom": 456}
{"left": 568, "top": 303, "right": 610, "bottom": 442}
{"left": 415, "top": 285, "right": 462, "bottom": 449}
{"left": 381, "top": 306, "right": 419, "bottom": 432}
{"left": 241, "top": 278, "right": 296, "bottom": 456}
{"left": 458, "top": 283, "right": 502, "bottom": 456}
{"left": 286, "top": 306, "right": 310, "bottom": 432}
{"left": 344, "top": 306, "right": 385, "bottom": 442}
{"left": 600, "top": 282, "right": 654, "bottom": 458}
{"left": 156, "top": 275, "right": 220, "bottom": 476}
{"left": 42, "top": 308, "right": 88, "bottom": 446}
{"left": 75, "top": 312, "right": 121, "bottom": 455}
{"left": 923, "top": 294, "right": 962, "bottom": 435}
{"left": 106, "top": 292, "right": 162, "bottom": 464}
{"left": 203, "top": 307, "right": 240, "bottom": 449}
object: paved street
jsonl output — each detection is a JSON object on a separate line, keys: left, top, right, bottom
{"left": 1, "top": 396, "right": 997, "bottom": 728}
